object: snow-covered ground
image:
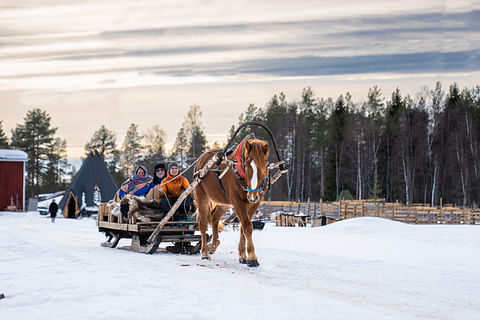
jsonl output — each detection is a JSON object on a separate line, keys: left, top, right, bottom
{"left": 1, "top": 212, "right": 479, "bottom": 320}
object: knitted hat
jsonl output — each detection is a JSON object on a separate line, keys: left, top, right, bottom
{"left": 154, "top": 163, "right": 166, "bottom": 171}
{"left": 168, "top": 162, "right": 179, "bottom": 171}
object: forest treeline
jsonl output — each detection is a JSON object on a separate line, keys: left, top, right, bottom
{"left": 0, "top": 104, "right": 210, "bottom": 197}
{"left": 229, "top": 82, "right": 480, "bottom": 206}
{"left": 2, "top": 82, "right": 479, "bottom": 206}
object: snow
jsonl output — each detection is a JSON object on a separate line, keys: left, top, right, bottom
{"left": 0, "top": 149, "right": 27, "bottom": 161}
{"left": 1, "top": 212, "right": 479, "bottom": 320}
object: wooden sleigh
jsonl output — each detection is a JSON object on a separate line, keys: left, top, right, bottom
{"left": 97, "top": 152, "right": 223, "bottom": 255}
{"left": 97, "top": 201, "right": 208, "bottom": 254}
{"left": 98, "top": 122, "right": 288, "bottom": 257}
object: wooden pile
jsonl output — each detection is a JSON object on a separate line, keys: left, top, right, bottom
{"left": 260, "top": 199, "right": 480, "bottom": 226}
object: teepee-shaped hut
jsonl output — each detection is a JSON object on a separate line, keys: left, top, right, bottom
{"left": 59, "top": 152, "right": 117, "bottom": 218}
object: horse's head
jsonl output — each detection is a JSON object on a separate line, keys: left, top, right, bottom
{"left": 244, "top": 139, "right": 270, "bottom": 203}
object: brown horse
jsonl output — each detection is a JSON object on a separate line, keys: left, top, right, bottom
{"left": 194, "top": 138, "right": 269, "bottom": 267}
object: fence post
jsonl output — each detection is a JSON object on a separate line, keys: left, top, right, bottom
{"left": 320, "top": 199, "right": 323, "bottom": 218}
{"left": 339, "top": 200, "right": 343, "bottom": 220}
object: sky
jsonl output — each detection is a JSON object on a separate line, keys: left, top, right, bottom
{"left": 1, "top": 212, "right": 479, "bottom": 319}
{"left": 1, "top": 0, "right": 479, "bottom": 164}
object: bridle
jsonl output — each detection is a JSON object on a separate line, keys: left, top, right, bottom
{"left": 244, "top": 166, "right": 269, "bottom": 195}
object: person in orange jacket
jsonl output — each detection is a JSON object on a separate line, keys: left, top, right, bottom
{"left": 158, "top": 162, "right": 193, "bottom": 220}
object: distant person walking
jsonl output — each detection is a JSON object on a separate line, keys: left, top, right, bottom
{"left": 49, "top": 199, "right": 58, "bottom": 223}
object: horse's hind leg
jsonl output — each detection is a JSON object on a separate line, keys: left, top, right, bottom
{"left": 194, "top": 186, "right": 211, "bottom": 260}
{"left": 208, "top": 204, "right": 228, "bottom": 254}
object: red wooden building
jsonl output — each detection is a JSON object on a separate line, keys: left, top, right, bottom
{"left": 0, "top": 149, "right": 28, "bottom": 211}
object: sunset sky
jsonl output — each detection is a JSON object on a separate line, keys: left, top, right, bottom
{"left": 1, "top": 0, "right": 479, "bottom": 166}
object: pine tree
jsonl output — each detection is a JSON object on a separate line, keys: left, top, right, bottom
{"left": 0, "top": 120, "right": 9, "bottom": 148}
{"left": 263, "top": 93, "right": 291, "bottom": 199}
{"left": 42, "top": 137, "right": 69, "bottom": 193}
{"left": 229, "top": 103, "right": 264, "bottom": 144}
{"left": 10, "top": 108, "right": 58, "bottom": 197}
{"left": 85, "top": 125, "right": 123, "bottom": 184}
{"left": 382, "top": 88, "right": 405, "bottom": 202}
{"left": 85, "top": 125, "right": 117, "bottom": 158}
{"left": 325, "top": 95, "right": 349, "bottom": 201}
{"left": 121, "top": 123, "right": 143, "bottom": 176}
{"left": 172, "top": 127, "right": 188, "bottom": 167}
{"left": 188, "top": 125, "right": 207, "bottom": 159}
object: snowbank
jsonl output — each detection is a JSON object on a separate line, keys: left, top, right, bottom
{"left": 1, "top": 212, "right": 479, "bottom": 319}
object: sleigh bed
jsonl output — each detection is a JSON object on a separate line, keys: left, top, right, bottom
{"left": 97, "top": 200, "right": 207, "bottom": 254}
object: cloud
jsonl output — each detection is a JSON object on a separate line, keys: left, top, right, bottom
{"left": 235, "top": 50, "right": 480, "bottom": 76}
{"left": 0, "top": 2, "right": 479, "bottom": 91}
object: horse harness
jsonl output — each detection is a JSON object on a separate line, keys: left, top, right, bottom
{"left": 209, "top": 136, "right": 270, "bottom": 197}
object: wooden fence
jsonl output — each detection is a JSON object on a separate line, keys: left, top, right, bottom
{"left": 256, "top": 200, "right": 480, "bottom": 226}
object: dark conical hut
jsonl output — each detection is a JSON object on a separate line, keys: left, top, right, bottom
{"left": 59, "top": 152, "right": 117, "bottom": 218}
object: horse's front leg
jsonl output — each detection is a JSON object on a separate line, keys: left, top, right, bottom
{"left": 238, "top": 225, "right": 247, "bottom": 264}
{"left": 236, "top": 208, "right": 259, "bottom": 267}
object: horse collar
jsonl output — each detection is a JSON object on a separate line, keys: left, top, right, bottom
{"left": 233, "top": 137, "right": 248, "bottom": 179}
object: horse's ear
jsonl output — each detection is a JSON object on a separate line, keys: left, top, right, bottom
{"left": 262, "top": 143, "right": 269, "bottom": 155}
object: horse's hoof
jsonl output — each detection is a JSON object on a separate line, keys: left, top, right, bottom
{"left": 239, "top": 258, "right": 247, "bottom": 264}
{"left": 201, "top": 255, "right": 210, "bottom": 260}
{"left": 247, "top": 260, "right": 260, "bottom": 267}
{"left": 207, "top": 245, "right": 217, "bottom": 254}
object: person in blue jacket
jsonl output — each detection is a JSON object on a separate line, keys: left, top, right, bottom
{"left": 118, "top": 165, "right": 153, "bottom": 200}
